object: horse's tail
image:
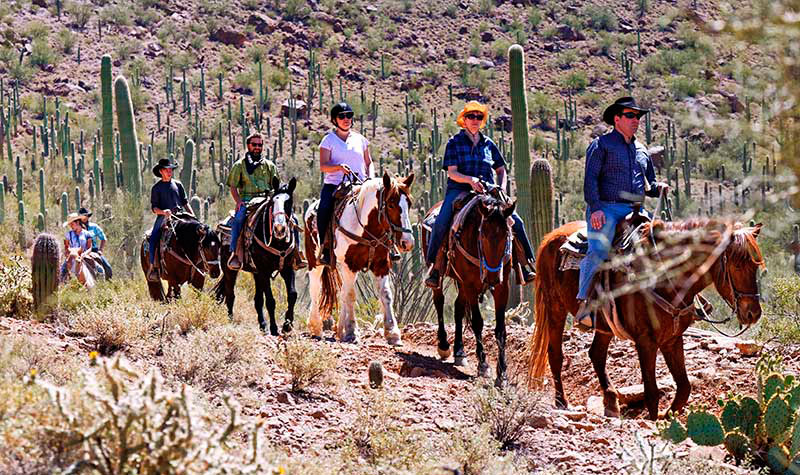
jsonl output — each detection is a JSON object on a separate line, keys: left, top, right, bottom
{"left": 319, "top": 265, "right": 341, "bottom": 316}
{"left": 527, "top": 241, "right": 552, "bottom": 388}
{"left": 212, "top": 273, "right": 226, "bottom": 302}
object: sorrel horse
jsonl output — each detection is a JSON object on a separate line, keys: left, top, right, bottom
{"left": 422, "top": 193, "right": 516, "bottom": 387}
{"left": 140, "top": 214, "right": 221, "bottom": 301}
{"left": 214, "top": 177, "right": 299, "bottom": 335}
{"left": 64, "top": 248, "right": 100, "bottom": 288}
{"left": 527, "top": 218, "right": 764, "bottom": 419}
{"left": 305, "top": 171, "right": 415, "bottom": 345}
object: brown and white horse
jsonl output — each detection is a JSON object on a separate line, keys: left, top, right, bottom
{"left": 64, "top": 248, "right": 97, "bottom": 288}
{"left": 305, "top": 171, "right": 415, "bottom": 345}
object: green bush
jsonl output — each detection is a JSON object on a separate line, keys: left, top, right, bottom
{"left": 528, "top": 91, "right": 557, "bottom": 126}
{"left": 29, "top": 38, "right": 57, "bottom": 69}
{"left": 274, "top": 337, "right": 338, "bottom": 393}
{"left": 57, "top": 28, "right": 76, "bottom": 54}
{"left": 560, "top": 70, "right": 589, "bottom": 92}
{"left": 582, "top": 5, "right": 618, "bottom": 31}
{"left": 67, "top": 1, "right": 93, "bottom": 29}
{"left": 473, "top": 384, "right": 544, "bottom": 449}
{"left": 0, "top": 256, "right": 33, "bottom": 319}
{"left": 668, "top": 76, "right": 707, "bottom": 99}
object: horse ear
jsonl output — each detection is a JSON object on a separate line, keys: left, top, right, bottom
{"left": 752, "top": 222, "right": 762, "bottom": 237}
{"left": 271, "top": 176, "right": 280, "bottom": 192}
{"left": 402, "top": 172, "right": 415, "bottom": 188}
{"left": 197, "top": 225, "right": 207, "bottom": 237}
{"left": 383, "top": 170, "right": 391, "bottom": 189}
{"left": 288, "top": 177, "right": 297, "bottom": 194}
{"left": 502, "top": 200, "right": 516, "bottom": 218}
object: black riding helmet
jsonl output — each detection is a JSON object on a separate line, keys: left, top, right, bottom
{"left": 330, "top": 102, "right": 354, "bottom": 125}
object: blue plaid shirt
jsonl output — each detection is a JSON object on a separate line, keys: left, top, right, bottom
{"left": 584, "top": 129, "right": 660, "bottom": 213}
{"left": 442, "top": 130, "right": 506, "bottom": 191}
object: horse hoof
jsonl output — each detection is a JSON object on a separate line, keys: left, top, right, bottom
{"left": 437, "top": 347, "right": 452, "bottom": 361}
{"left": 605, "top": 407, "right": 621, "bottom": 418}
{"left": 341, "top": 334, "right": 359, "bottom": 344}
{"left": 453, "top": 356, "right": 466, "bottom": 367}
{"left": 494, "top": 376, "right": 507, "bottom": 388}
{"left": 282, "top": 322, "right": 293, "bottom": 334}
{"left": 386, "top": 333, "right": 403, "bottom": 347}
{"left": 270, "top": 327, "right": 279, "bottom": 337}
{"left": 478, "top": 365, "right": 490, "bottom": 378}
{"left": 322, "top": 319, "right": 334, "bottom": 331}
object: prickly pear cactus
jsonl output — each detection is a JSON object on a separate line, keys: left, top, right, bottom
{"left": 739, "top": 396, "right": 761, "bottom": 438}
{"left": 723, "top": 430, "right": 750, "bottom": 462}
{"left": 31, "top": 233, "right": 59, "bottom": 310}
{"left": 659, "top": 417, "right": 687, "bottom": 444}
{"left": 765, "top": 373, "right": 786, "bottom": 404}
{"left": 720, "top": 399, "right": 742, "bottom": 432}
{"left": 686, "top": 409, "right": 725, "bottom": 446}
{"left": 764, "top": 394, "right": 793, "bottom": 440}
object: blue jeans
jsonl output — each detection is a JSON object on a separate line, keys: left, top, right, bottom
{"left": 576, "top": 203, "right": 635, "bottom": 300}
{"left": 230, "top": 205, "right": 248, "bottom": 252}
{"left": 317, "top": 184, "right": 337, "bottom": 240}
{"left": 93, "top": 249, "right": 112, "bottom": 279}
{"left": 149, "top": 215, "right": 164, "bottom": 264}
{"left": 426, "top": 188, "right": 462, "bottom": 266}
{"left": 510, "top": 212, "right": 535, "bottom": 261}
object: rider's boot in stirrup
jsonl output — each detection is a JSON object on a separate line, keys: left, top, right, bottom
{"left": 227, "top": 238, "right": 245, "bottom": 271}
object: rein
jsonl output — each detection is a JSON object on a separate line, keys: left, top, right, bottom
{"left": 165, "top": 217, "right": 218, "bottom": 279}
{"left": 252, "top": 194, "right": 296, "bottom": 275}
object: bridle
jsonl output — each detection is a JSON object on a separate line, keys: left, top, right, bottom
{"left": 477, "top": 209, "right": 513, "bottom": 285}
{"left": 253, "top": 190, "right": 297, "bottom": 274}
{"left": 165, "top": 218, "right": 220, "bottom": 279}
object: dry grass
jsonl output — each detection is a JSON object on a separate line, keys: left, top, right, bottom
{"left": 472, "top": 384, "right": 546, "bottom": 449}
{"left": 273, "top": 336, "right": 338, "bottom": 393}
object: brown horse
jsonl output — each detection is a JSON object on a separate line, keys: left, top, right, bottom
{"left": 527, "top": 218, "right": 764, "bottom": 419}
{"left": 140, "top": 215, "right": 222, "bottom": 301}
{"left": 422, "top": 194, "right": 516, "bottom": 387}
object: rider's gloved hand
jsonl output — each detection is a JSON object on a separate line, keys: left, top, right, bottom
{"left": 340, "top": 164, "right": 353, "bottom": 175}
{"left": 590, "top": 210, "right": 606, "bottom": 230}
{"left": 470, "top": 177, "right": 484, "bottom": 193}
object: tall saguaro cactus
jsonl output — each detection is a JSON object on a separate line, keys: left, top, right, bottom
{"left": 31, "top": 233, "right": 60, "bottom": 311}
{"left": 101, "top": 55, "right": 115, "bottom": 193}
{"left": 529, "top": 158, "right": 554, "bottom": 249}
{"left": 181, "top": 139, "right": 194, "bottom": 187}
{"left": 114, "top": 76, "right": 142, "bottom": 195}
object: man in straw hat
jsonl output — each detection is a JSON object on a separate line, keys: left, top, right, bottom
{"left": 147, "top": 158, "right": 195, "bottom": 281}
{"left": 574, "top": 96, "right": 668, "bottom": 331}
{"left": 60, "top": 212, "right": 93, "bottom": 281}
{"left": 424, "top": 100, "right": 536, "bottom": 288}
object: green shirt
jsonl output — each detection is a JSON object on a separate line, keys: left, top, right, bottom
{"left": 226, "top": 157, "right": 277, "bottom": 202}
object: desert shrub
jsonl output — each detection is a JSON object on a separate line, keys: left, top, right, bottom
{"left": 24, "top": 20, "right": 50, "bottom": 40}
{"left": 553, "top": 48, "right": 579, "bottom": 69}
{"left": 0, "top": 255, "right": 33, "bottom": 319}
{"left": 268, "top": 65, "right": 290, "bottom": 90}
{"left": 66, "top": 296, "right": 151, "bottom": 355}
{"left": 528, "top": 91, "right": 557, "bottom": 126}
{"left": 57, "top": 28, "right": 76, "bottom": 53}
{"left": 668, "top": 76, "right": 707, "bottom": 99}
{"left": 166, "top": 287, "right": 230, "bottom": 334}
{"left": 161, "top": 324, "right": 262, "bottom": 391}
{"left": 67, "top": 1, "right": 93, "bottom": 29}
{"left": 491, "top": 38, "right": 512, "bottom": 62}
{"left": 444, "top": 424, "right": 501, "bottom": 475}
{"left": 382, "top": 111, "right": 404, "bottom": 133}
{"left": 472, "top": 384, "right": 544, "bottom": 449}
{"left": 582, "top": 5, "right": 618, "bottom": 31}
{"left": 560, "top": 70, "right": 589, "bottom": 92}
{"left": 14, "top": 357, "right": 278, "bottom": 473}
{"left": 99, "top": 3, "right": 133, "bottom": 26}
{"left": 274, "top": 336, "right": 337, "bottom": 392}
{"left": 29, "top": 38, "right": 57, "bottom": 69}
{"left": 246, "top": 43, "right": 268, "bottom": 64}
{"left": 757, "top": 273, "right": 800, "bottom": 343}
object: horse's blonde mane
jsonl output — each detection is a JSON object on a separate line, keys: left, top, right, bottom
{"left": 355, "top": 178, "right": 385, "bottom": 211}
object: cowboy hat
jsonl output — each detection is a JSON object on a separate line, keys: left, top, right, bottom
{"left": 602, "top": 96, "right": 649, "bottom": 125}
{"left": 152, "top": 158, "right": 179, "bottom": 177}
{"left": 456, "top": 101, "right": 489, "bottom": 129}
{"left": 78, "top": 207, "right": 92, "bottom": 217}
{"left": 63, "top": 212, "right": 82, "bottom": 227}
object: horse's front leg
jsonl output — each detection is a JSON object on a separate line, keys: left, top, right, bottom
{"left": 262, "top": 273, "right": 278, "bottom": 336}
{"left": 374, "top": 273, "right": 402, "bottom": 346}
{"left": 337, "top": 266, "right": 359, "bottom": 343}
{"left": 492, "top": 282, "right": 509, "bottom": 387}
{"left": 470, "top": 302, "right": 489, "bottom": 378}
{"left": 453, "top": 294, "right": 467, "bottom": 367}
{"left": 253, "top": 273, "right": 267, "bottom": 333}
{"left": 660, "top": 335, "right": 691, "bottom": 417}
{"left": 589, "top": 331, "right": 620, "bottom": 417}
{"left": 307, "top": 266, "right": 324, "bottom": 338}
{"left": 635, "top": 337, "right": 661, "bottom": 420}
{"left": 280, "top": 266, "right": 297, "bottom": 334}
{"left": 434, "top": 288, "right": 450, "bottom": 360}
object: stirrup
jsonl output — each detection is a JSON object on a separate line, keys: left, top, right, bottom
{"left": 424, "top": 267, "right": 441, "bottom": 289}
{"left": 227, "top": 252, "right": 242, "bottom": 271}
{"left": 574, "top": 301, "right": 595, "bottom": 332}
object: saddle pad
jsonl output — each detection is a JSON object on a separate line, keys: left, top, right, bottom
{"left": 559, "top": 253, "right": 582, "bottom": 271}
{"left": 216, "top": 223, "right": 232, "bottom": 248}
{"left": 421, "top": 202, "right": 442, "bottom": 233}
{"left": 450, "top": 194, "right": 480, "bottom": 238}
{"left": 559, "top": 222, "right": 646, "bottom": 259}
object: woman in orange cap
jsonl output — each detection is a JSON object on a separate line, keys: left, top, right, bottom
{"left": 424, "top": 101, "right": 536, "bottom": 288}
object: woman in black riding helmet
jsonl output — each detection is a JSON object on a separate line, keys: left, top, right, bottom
{"left": 316, "top": 102, "right": 374, "bottom": 266}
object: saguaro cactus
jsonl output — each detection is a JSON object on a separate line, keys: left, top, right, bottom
{"left": 509, "top": 44, "right": 533, "bottom": 236}
{"left": 529, "top": 158, "right": 554, "bottom": 250}
{"left": 31, "top": 233, "right": 60, "bottom": 310}
{"left": 181, "top": 139, "right": 194, "bottom": 187}
{"left": 114, "top": 76, "right": 142, "bottom": 195}
{"left": 101, "top": 55, "right": 115, "bottom": 193}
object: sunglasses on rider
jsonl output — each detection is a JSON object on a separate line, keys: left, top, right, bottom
{"left": 338, "top": 111, "right": 354, "bottom": 120}
{"left": 619, "top": 111, "right": 642, "bottom": 119}
{"left": 249, "top": 142, "right": 263, "bottom": 147}
{"left": 464, "top": 113, "right": 484, "bottom": 121}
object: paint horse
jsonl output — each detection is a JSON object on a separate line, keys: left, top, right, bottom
{"left": 215, "top": 177, "right": 300, "bottom": 335}
{"left": 528, "top": 218, "right": 764, "bottom": 419}
{"left": 63, "top": 248, "right": 102, "bottom": 288}
{"left": 140, "top": 213, "right": 222, "bottom": 301}
{"left": 305, "top": 171, "right": 415, "bottom": 345}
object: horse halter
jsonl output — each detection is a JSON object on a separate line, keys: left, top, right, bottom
{"left": 719, "top": 252, "right": 761, "bottom": 315}
{"left": 256, "top": 192, "right": 296, "bottom": 273}
{"left": 476, "top": 210, "right": 513, "bottom": 285}
{"left": 377, "top": 185, "right": 413, "bottom": 241}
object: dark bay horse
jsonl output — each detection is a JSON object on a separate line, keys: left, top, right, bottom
{"left": 215, "top": 177, "right": 299, "bottom": 335}
{"left": 140, "top": 214, "right": 222, "bottom": 301}
{"left": 305, "top": 171, "right": 415, "bottom": 345}
{"left": 527, "top": 218, "right": 764, "bottom": 419}
{"left": 422, "top": 194, "right": 516, "bottom": 387}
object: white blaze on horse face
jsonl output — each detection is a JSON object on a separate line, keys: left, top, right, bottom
{"left": 272, "top": 193, "right": 289, "bottom": 240}
{"left": 398, "top": 194, "right": 414, "bottom": 252}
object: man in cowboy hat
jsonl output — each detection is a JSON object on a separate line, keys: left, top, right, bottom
{"left": 424, "top": 100, "right": 537, "bottom": 288}
{"left": 147, "top": 158, "right": 194, "bottom": 281}
{"left": 78, "top": 207, "right": 112, "bottom": 279}
{"left": 574, "top": 96, "right": 668, "bottom": 331}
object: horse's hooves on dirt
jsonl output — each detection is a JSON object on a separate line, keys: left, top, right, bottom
{"left": 453, "top": 356, "right": 466, "bottom": 367}
{"left": 478, "top": 364, "right": 490, "bottom": 378}
{"left": 270, "top": 328, "right": 279, "bottom": 337}
{"left": 604, "top": 407, "right": 621, "bottom": 418}
{"left": 322, "top": 319, "right": 334, "bottom": 331}
{"left": 282, "top": 322, "right": 293, "bottom": 334}
{"left": 341, "top": 334, "right": 359, "bottom": 344}
{"left": 494, "top": 376, "right": 507, "bottom": 388}
{"left": 386, "top": 334, "right": 403, "bottom": 347}
{"left": 437, "top": 347, "right": 452, "bottom": 361}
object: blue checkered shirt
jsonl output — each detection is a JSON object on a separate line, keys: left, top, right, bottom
{"left": 442, "top": 130, "right": 506, "bottom": 191}
{"left": 584, "top": 129, "right": 660, "bottom": 213}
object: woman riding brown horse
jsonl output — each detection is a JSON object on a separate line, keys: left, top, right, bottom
{"left": 422, "top": 191, "right": 517, "bottom": 387}
{"left": 527, "top": 218, "right": 764, "bottom": 419}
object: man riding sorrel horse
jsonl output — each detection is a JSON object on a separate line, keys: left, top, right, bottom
{"left": 305, "top": 171, "right": 415, "bottom": 345}
{"left": 215, "top": 177, "right": 300, "bottom": 335}
{"left": 527, "top": 218, "right": 764, "bottom": 419}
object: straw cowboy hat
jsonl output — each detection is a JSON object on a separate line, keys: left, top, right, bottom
{"left": 456, "top": 101, "right": 489, "bottom": 129}
{"left": 63, "top": 212, "right": 82, "bottom": 227}
{"left": 152, "top": 158, "right": 179, "bottom": 177}
{"left": 601, "top": 96, "right": 650, "bottom": 125}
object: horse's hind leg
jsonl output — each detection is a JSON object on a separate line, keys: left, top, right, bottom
{"left": 337, "top": 267, "right": 358, "bottom": 343}
{"left": 660, "top": 335, "right": 691, "bottom": 417}
{"left": 470, "top": 303, "right": 489, "bottom": 378}
{"left": 224, "top": 270, "right": 238, "bottom": 318}
{"left": 635, "top": 338, "right": 661, "bottom": 420}
{"left": 262, "top": 274, "right": 279, "bottom": 336}
{"left": 589, "top": 331, "right": 620, "bottom": 417}
{"left": 253, "top": 274, "right": 267, "bottom": 332}
{"left": 434, "top": 289, "right": 450, "bottom": 360}
{"left": 374, "top": 273, "right": 402, "bottom": 346}
{"left": 453, "top": 295, "right": 467, "bottom": 366}
{"left": 307, "top": 266, "right": 324, "bottom": 338}
{"left": 493, "top": 283, "right": 509, "bottom": 387}
{"left": 547, "top": 309, "right": 569, "bottom": 408}
{"left": 280, "top": 267, "right": 297, "bottom": 334}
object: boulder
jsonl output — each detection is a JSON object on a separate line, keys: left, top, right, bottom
{"left": 210, "top": 28, "right": 247, "bottom": 47}
{"left": 556, "top": 25, "right": 586, "bottom": 41}
{"left": 248, "top": 13, "right": 279, "bottom": 34}
{"left": 280, "top": 99, "right": 308, "bottom": 119}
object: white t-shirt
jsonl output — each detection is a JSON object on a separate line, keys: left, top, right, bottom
{"left": 319, "top": 131, "right": 369, "bottom": 185}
